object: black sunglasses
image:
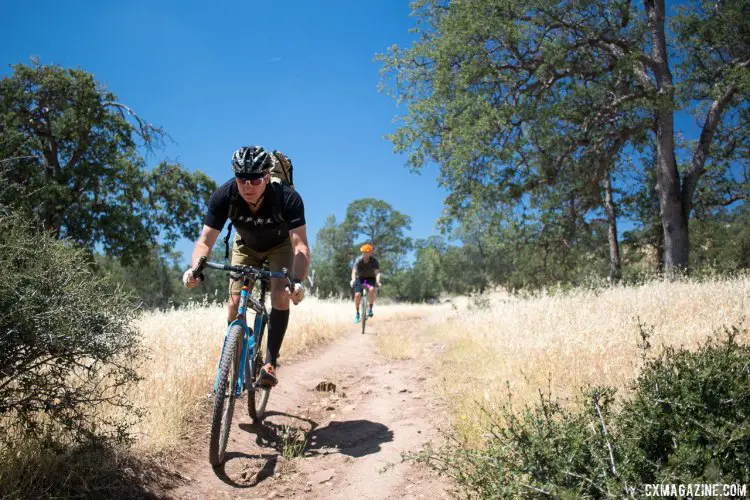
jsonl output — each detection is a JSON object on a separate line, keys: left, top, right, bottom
{"left": 236, "top": 173, "right": 267, "bottom": 186}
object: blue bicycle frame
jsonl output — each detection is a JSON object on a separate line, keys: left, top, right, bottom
{"left": 196, "top": 256, "right": 292, "bottom": 466}
{"left": 210, "top": 270, "right": 278, "bottom": 398}
{"left": 193, "top": 256, "right": 291, "bottom": 399}
{"left": 214, "top": 293, "right": 265, "bottom": 397}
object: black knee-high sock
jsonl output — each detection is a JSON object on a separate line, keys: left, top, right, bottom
{"left": 266, "top": 308, "right": 290, "bottom": 367}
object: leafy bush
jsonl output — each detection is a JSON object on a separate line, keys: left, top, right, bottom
{"left": 414, "top": 324, "right": 750, "bottom": 498}
{"left": 0, "top": 209, "right": 144, "bottom": 447}
{"left": 416, "top": 388, "right": 627, "bottom": 498}
{"left": 618, "top": 325, "right": 750, "bottom": 484}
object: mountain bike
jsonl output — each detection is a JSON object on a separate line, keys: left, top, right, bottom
{"left": 355, "top": 279, "right": 379, "bottom": 335}
{"left": 191, "top": 256, "right": 293, "bottom": 467}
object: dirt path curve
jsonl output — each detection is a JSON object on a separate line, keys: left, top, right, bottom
{"left": 168, "top": 316, "right": 453, "bottom": 500}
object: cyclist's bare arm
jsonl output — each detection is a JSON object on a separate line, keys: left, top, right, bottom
{"left": 183, "top": 225, "right": 221, "bottom": 288}
{"left": 375, "top": 269, "right": 382, "bottom": 286}
{"left": 191, "top": 225, "right": 221, "bottom": 268}
{"left": 289, "top": 225, "right": 310, "bottom": 282}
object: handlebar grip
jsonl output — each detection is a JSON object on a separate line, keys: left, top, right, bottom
{"left": 193, "top": 256, "right": 207, "bottom": 282}
{"left": 279, "top": 267, "right": 294, "bottom": 287}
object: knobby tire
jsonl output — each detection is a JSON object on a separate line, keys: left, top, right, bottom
{"left": 361, "top": 293, "right": 368, "bottom": 334}
{"left": 209, "top": 325, "right": 242, "bottom": 467}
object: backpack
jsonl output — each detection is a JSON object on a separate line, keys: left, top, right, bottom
{"left": 269, "top": 150, "right": 293, "bottom": 186}
{"left": 223, "top": 150, "right": 296, "bottom": 258}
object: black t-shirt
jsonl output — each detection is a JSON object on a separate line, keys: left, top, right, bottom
{"left": 354, "top": 255, "right": 380, "bottom": 279}
{"left": 205, "top": 179, "right": 306, "bottom": 252}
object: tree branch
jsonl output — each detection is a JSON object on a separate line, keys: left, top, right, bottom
{"left": 710, "top": 194, "right": 749, "bottom": 208}
{"left": 592, "top": 391, "right": 625, "bottom": 486}
{"left": 0, "top": 155, "right": 38, "bottom": 165}
{"left": 682, "top": 62, "right": 747, "bottom": 215}
{"left": 104, "top": 101, "right": 169, "bottom": 150}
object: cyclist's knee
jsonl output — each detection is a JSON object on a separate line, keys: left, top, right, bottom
{"left": 271, "top": 296, "right": 290, "bottom": 310}
{"left": 270, "top": 286, "right": 290, "bottom": 310}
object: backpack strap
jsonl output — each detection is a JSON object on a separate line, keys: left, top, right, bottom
{"left": 223, "top": 190, "right": 242, "bottom": 259}
{"left": 223, "top": 222, "right": 233, "bottom": 259}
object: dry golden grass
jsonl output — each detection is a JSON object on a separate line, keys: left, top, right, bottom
{"left": 376, "top": 322, "right": 426, "bottom": 360}
{"left": 121, "top": 296, "right": 428, "bottom": 454}
{"left": 99, "top": 276, "right": 750, "bottom": 450}
{"left": 411, "top": 276, "right": 750, "bottom": 443}
{"left": 374, "top": 303, "right": 448, "bottom": 359}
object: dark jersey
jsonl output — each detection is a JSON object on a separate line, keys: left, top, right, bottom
{"left": 205, "top": 179, "right": 306, "bottom": 252}
{"left": 353, "top": 255, "right": 380, "bottom": 279}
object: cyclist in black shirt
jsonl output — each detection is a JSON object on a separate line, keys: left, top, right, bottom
{"left": 350, "top": 243, "right": 381, "bottom": 323}
{"left": 183, "top": 146, "right": 310, "bottom": 388}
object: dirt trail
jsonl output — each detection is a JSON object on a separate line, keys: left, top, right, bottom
{"left": 167, "top": 316, "right": 453, "bottom": 500}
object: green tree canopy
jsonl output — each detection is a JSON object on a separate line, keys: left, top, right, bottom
{"left": 310, "top": 215, "right": 356, "bottom": 298}
{"left": 344, "top": 198, "right": 413, "bottom": 271}
{"left": 379, "top": 0, "right": 750, "bottom": 273}
{"left": 311, "top": 199, "right": 413, "bottom": 297}
{"left": 0, "top": 61, "right": 215, "bottom": 264}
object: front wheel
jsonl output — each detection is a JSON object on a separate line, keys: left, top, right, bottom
{"left": 361, "top": 294, "right": 368, "bottom": 334}
{"left": 209, "top": 325, "right": 242, "bottom": 467}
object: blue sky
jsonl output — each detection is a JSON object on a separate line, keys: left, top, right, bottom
{"left": 3, "top": 1, "right": 736, "bottom": 268}
{"left": 2, "top": 1, "right": 448, "bottom": 262}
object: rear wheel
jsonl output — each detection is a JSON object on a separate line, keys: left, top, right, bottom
{"left": 248, "top": 314, "right": 271, "bottom": 422}
{"left": 209, "top": 325, "right": 242, "bottom": 467}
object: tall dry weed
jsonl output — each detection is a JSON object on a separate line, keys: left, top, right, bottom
{"left": 418, "top": 277, "right": 750, "bottom": 442}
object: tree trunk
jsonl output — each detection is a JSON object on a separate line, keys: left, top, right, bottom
{"left": 653, "top": 215, "right": 665, "bottom": 273}
{"left": 604, "top": 173, "right": 621, "bottom": 282}
{"left": 645, "top": 0, "right": 690, "bottom": 273}
{"left": 655, "top": 128, "right": 689, "bottom": 272}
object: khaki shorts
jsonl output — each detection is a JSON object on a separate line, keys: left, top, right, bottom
{"left": 228, "top": 234, "right": 294, "bottom": 296}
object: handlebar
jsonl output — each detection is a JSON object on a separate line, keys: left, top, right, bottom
{"left": 192, "top": 256, "right": 294, "bottom": 288}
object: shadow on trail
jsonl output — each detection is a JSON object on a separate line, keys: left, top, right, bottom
{"left": 1, "top": 441, "right": 185, "bottom": 499}
{"left": 212, "top": 451, "right": 278, "bottom": 488}
{"left": 240, "top": 411, "right": 394, "bottom": 459}
{"left": 239, "top": 410, "right": 318, "bottom": 453}
{"left": 308, "top": 419, "right": 394, "bottom": 457}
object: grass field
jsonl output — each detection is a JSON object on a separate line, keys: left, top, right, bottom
{"left": 376, "top": 276, "right": 750, "bottom": 443}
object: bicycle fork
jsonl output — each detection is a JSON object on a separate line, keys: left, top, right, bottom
{"left": 212, "top": 320, "right": 254, "bottom": 397}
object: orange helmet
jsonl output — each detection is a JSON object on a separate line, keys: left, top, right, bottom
{"left": 360, "top": 243, "right": 373, "bottom": 253}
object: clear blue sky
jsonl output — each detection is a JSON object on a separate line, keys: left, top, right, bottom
{"left": 2, "top": 1, "right": 449, "bottom": 262}
{"left": 2, "top": 1, "right": 729, "bottom": 266}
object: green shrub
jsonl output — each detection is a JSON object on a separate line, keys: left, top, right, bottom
{"left": 0, "top": 209, "right": 144, "bottom": 450}
{"left": 617, "top": 325, "right": 750, "bottom": 484}
{"left": 415, "top": 388, "right": 627, "bottom": 498}
{"left": 414, "top": 324, "right": 750, "bottom": 498}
